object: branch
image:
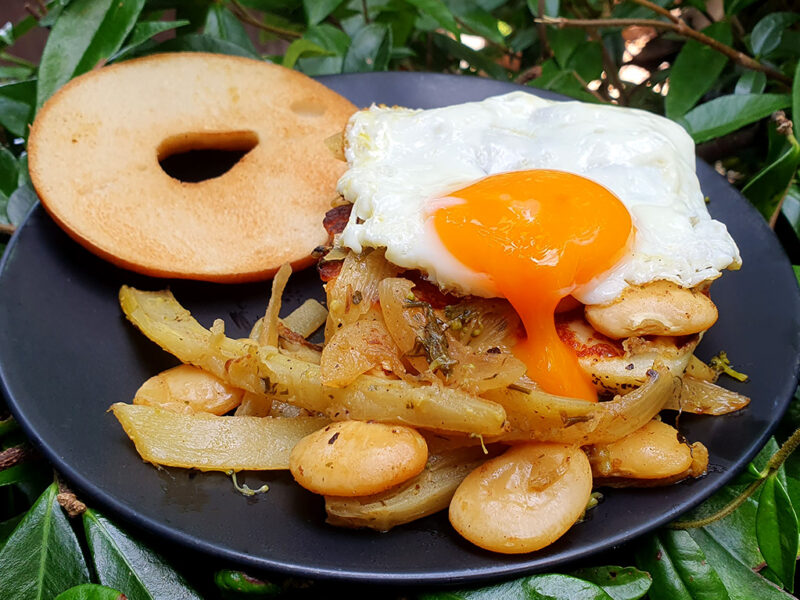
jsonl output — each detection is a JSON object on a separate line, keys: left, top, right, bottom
{"left": 630, "top": 0, "right": 680, "bottom": 24}
{"left": 0, "top": 445, "right": 32, "bottom": 469}
{"left": 229, "top": 0, "right": 301, "bottom": 40}
{"left": 0, "top": 223, "right": 16, "bottom": 236}
{"left": 537, "top": 16, "right": 792, "bottom": 85}
{"left": 671, "top": 426, "right": 800, "bottom": 529}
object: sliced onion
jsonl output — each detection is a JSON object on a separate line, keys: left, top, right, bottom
{"left": 486, "top": 365, "right": 677, "bottom": 446}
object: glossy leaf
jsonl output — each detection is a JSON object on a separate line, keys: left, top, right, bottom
{"left": 526, "top": 0, "right": 560, "bottom": 17}
{"left": 665, "top": 22, "right": 731, "bottom": 119}
{"left": 420, "top": 573, "right": 614, "bottom": 600}
{"left": 742, "top": 135, "right": 800, "bottom": 221}
{"left": 689, "top": 528, "right": 796, "bottom": 600}
{"left": 113, "top": 20, "right": 191, "bottom": 60}
{"left": 793, "top": 60, "right": 800, "bottom": 124}
{"left": 73, "top": 0, "right": 145, "bottom": 73}
{"left": 0, "top": 80, "right": 35, "bottom": 138}
{"left": 635, "top": 531, "right": 728, "bottom": 600}
{"left": 734, "top": 71, "right": 766, "bottom": 95}
{"left": 0, "top": 463, "right": 43, "bottom": 487}
{"left": 343, "top": 24, "right": 392, "bottom": 73}
{"left": 0, "top": 146, "right": 18, "bottom": 198}
{"left": 54, "top": 584, "right": 126, "bottom": 600}
{"left": 680, "top": 94, "right": 792, "bottom": 143}
{"left": 213, "top": 570, "right": 282, "bottom": 596}
{"left": 152, "top": 34, "right": 261, "bottom": 59}
{"left": 448, "top": 3, "right": 505, "bottom": 46}
{"left": 548, "top": 27, "right": 585, "bottom": 69}
{"left": 751, "top": 12, "right": 800, "bottom": 58}
{"left": 406, "top": 0, "right": 460, "bottom": 39}
{"left": 529, "top": 59, "right": 599, "bottom": 103}
{"left": 756, "top": 474, "right": 798, "bottom": 591}
{"left": 678, "top": 481, "right": 762, "bottom": 569}
{"left": 304, "top": 0, "right": 345, "bottom": 25}
{"left": 566, "top": 41, "right": 603, "bottom": 84}
{"left": 0, "top": 483, "right": 90, "bottom": 600}
{"left": 523, "top": 574, "right": 614, "bottom": 599}
{"left": 37, "top": 0, "right": 144, "bottom": 109}
{"left": 419, "top": 577, "right": 530, "bottom": 599}
{"left": 0, "top": 513, "right": 24, "bottom": 548}
{"left": 204, "top": 5, "right": 257, "bottom": 54}
{"left": 433, "top": 33, "right": 506, "bottom": 80}
{"left": 282, "top": 39, "right": 332, "bottom": 69}
{"left": 570, "top": 566, "right": 651, "bottom": 600}
{"left": 83, "top": 509, "right": 201, "bottom": 600}
{"left": 296, "top": 24, "right": 349, "bottom": 75}
{"left": 726, "top": 0, "right": 759, "bottom": 15}
{"left": 7, "top": 184, "right": 38, "bottom": 227}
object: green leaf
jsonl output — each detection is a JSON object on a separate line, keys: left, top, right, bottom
{"left": 689, "top": 528, "right": 796, "bottom": 600}
{"left": 526, "top": 0, "right": 559, "bottom": 17}
{"left": 406, "top": 0, "right": 460, "bottom": 40}
{"left": 0, "top": 146, "right": 18, "bottom": 198}
{"left": 793, "top": 60, "right": 800, "bottom": 124}
{"left": 54, "top": 584, "right": 126, "bottom": 600}
{"left": 0, "top": 463, "right": 43, "bottom": 487}
{"left": 343, "top": 24, "right": 392, "bottom": 72}
{"left": 213, "top": 570, "right": 282, "bottom": 596}
{"left": 665, "top": 22, "right": 732, "bottom": 119}
{"left": 794, "top": 265, "right": 800, "bottom": 287}
{"left": 789, "top": 185, "right": 800, "bottom": 250}
{"left": 0, "top": 80, "right": 35, "bottom": 138}
{"left": 0, "top": 416, "right": 19, "bottom": 439}
{"left": 433, "top": 33, "right": 507, "bottom": 80}
{"left": 304, "top": 0, "right": 345, "bottom": 25}
{"left": 7, "top": 184, "right": 38, "bottom": 227}
{"left": 725, "top": 0, "right": 758, "bottom": 15}
{"left": 529, "top": 59, "right": 599, "bottom": 103}
{"left": 742, "top": 135, "right": 800, "bottom": 221}
{"left": 680, "top": 94, "right": 792, "bottom": 143}
{"left": 113, "top": 20, "right": 191, "bottom": 60}
{"left": 570, "top": 566, "right": 651, "bottom": 600}
{"left": 37, "top": 0, "right": 145, "bottom": 110}
{"left": 0, "top": 513, "right": 24, "bottom": 548}
{"left": 636, "top": 530, "right": 729, "bottom": 600}
{"left": 419, "top": 577, "right": 531, "bottom": 599}
{"left": 566, "top": 41, "right": 603, "bottom": 84}
{"left": 756, "top": 474, "right": 798, "bottom": 591}
{"left": 735, "top": 70, "right": 766, "bottom": 95}
{"left": 83, "top": 509, "right": 202, "bottom": 600}
{"left": 447, "top": 1, "right": 505, "bottom": 46}
{"left": 751, "top": 12, "right": 800, "bottom": 58}
{"left": 548, "top": 27, "right": 585, "bottom": 69}
{"left": 282, "top": 38, "right": 333, "bottom": 69}
{"left": 152, "top": 33, "right": 261, "bottom": 59}
{"left": 679, "top": 482, "right": 763, "bottom": 569}
{"left": 0, "top": 66, "right": 35, "bottom": 81}
{"left": 524, "top": 574, "right": 614, "bottom": 599}
{"left": 296, "top": 24, "right": 349, "bottom": 75}
{"left": 0, "top": 483, "right": 90, "bottom": 600}
{"left": 204, "top": 5, "right": 257, "bottom": 53}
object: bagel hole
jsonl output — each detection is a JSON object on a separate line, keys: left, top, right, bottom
{"left": 158, "top": 131, "right": 258, "bottom": 183}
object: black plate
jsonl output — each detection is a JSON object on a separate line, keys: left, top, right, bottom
{"left": 1, "top": 72, "right": 799, "bottom": 585}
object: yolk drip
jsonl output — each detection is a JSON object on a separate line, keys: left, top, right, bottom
{"left": 432, "top": 170, "right": 633, "bottom": 402}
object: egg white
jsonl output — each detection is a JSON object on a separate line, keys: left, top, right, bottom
{"left": 336, "top": 91, "right": 741, "bottom": 306}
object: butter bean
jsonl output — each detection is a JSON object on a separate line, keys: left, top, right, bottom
{"left": 585, "top": 280, "right": 717, "bottom": 339}
{"left": 133, "top": 364, "right": 244, "bottom": 415}
{"left": 289, "top": 421, "right": 428, "bottom": 496}
{"left": 588, "top": 420, "right": 693, "bottom": 479}
{"left": 449, "top": 444, "right": 592, "bottom": 554}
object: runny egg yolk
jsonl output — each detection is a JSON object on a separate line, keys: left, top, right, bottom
{"left": 432, "top": 170, "right": 633, "bottom": 402}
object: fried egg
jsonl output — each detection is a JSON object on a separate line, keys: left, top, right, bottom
{"left": 335, "top": 92, "right": 741, "bottom": 400}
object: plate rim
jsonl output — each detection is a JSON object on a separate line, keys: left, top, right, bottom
{"left": 1, "top": 70, "right": 799, "bottom": 585}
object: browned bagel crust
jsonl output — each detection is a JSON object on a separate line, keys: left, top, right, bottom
{"left": 28, "top": 52, "right": 357, "bottom": 282}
